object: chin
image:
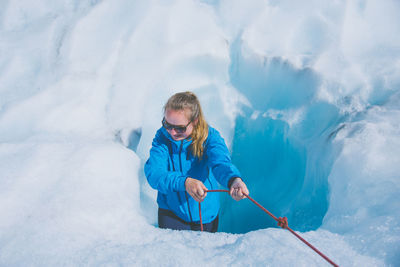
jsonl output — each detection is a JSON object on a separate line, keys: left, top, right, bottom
{"left": 172, "top": 135, "right": 185, "bottom": 141}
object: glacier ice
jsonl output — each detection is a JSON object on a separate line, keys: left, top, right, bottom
{"left": 0, "top": 0, "right": 399, "bottom": 266}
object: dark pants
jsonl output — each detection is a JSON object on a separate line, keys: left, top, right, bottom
{"left": 158, "top": 208, "right": 219, "bottom": 233}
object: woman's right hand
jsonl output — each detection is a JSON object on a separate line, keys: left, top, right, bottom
{"left": 185, "top": 177, "right": 208, "bottom": 202}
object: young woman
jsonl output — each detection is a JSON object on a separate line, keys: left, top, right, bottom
{"left": 145, "top": 91, "right": 249, "bottom": 232}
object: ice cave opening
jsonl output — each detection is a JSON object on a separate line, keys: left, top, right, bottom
{"left": 218, "top": 44, "right": 343, "bottom": 234}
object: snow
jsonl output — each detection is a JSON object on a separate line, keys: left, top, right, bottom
{"left": 1, "top": 0, "right": 399, "bottom": 266}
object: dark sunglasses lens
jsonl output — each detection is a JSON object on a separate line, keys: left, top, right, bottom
{"left": 162, "top": 118, "right": 186, "bottom": 133}
{"left": 174, "top": 126, "right": 186, "bottom": 133}
{"left": 162, "top": 119, "right": 171, "bottom": 129}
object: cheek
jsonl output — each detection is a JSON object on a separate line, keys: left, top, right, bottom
{"left": 186, "top": 126, "right": 194, "bottom": 136}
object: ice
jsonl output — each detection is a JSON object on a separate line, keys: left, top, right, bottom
{"left": 1, "top": 0, "right": 399, "bottom": 266}
{"left": 323, "top": 98, "right": 400, "bottom": 263}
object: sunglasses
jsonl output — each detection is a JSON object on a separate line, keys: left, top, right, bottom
{"left": 162, "top": 117, "right": 192, "bottom": 133}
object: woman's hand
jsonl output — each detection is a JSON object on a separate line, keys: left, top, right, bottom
{"left": 185, "top": 177, "right": 208, "bottom": 202}
{"left": 229, "top": 178, "right": 249, "bottom": 201}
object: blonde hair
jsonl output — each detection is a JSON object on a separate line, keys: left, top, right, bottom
{"left": 164, "top": 91, "right": 208, "bottom": 159}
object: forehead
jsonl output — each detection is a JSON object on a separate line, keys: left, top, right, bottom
{"left": 165, "top": 108, "right": 191, "bottom": 124}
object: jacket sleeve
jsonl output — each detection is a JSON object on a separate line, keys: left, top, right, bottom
{"left": 144, "top": 130, "right": 187, "bottom": 194}
{"left": 205, "top": 128, "right": 242, "bottom": 188}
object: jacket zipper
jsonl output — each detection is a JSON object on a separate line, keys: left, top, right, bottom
{"left": 167, "top": 141, "right": 184, "bottom": 209}
{"left": 179, "top": 140, "right": 194, "bottom": 223}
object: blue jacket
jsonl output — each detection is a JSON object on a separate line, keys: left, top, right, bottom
{"left": 145, "top": 126, "right": 241, "bottom": 224}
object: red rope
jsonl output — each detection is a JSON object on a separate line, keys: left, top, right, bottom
{"left": 199, "top": 189, "right": 339, "bottom": 267}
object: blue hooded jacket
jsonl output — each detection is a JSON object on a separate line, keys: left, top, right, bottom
{"left": 145, "top": 126, "right": 241, "bottom": 224}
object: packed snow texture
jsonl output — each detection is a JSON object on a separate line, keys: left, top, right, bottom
{"left": 1, "top": 0, "right": 399, "bottom": 266}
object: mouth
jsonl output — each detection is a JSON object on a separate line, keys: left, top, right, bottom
{"left": 172, "top": 135, "right": 184, "bottom": 140}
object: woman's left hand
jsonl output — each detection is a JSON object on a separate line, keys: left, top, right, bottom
{"left": 229, "top": 178, "right": 249, "bottom": 201}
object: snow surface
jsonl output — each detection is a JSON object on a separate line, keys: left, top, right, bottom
{"left": 1, "top": 0, "right": 399, "bottom": 266}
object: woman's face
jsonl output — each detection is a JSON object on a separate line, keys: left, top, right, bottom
{"left": 164, "top": 109, "right": 195, "bottom": 141}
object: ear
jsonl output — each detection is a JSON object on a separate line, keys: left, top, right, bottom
{"left": 193, "top": 118, "right": 199, "bottom": 126}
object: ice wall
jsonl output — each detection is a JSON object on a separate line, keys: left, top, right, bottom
{"left": 219, "top": 47, "right": 341, "bottom": 232}
{"left": 216, "top": 2, "right": 400, "bottom": 263}
{"left": 0, "top": 0, "right": 399, "bottom": 266}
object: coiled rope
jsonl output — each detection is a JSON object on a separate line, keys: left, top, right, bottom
{"left": 198, "top": 189, "right": 338, "bottom": 267}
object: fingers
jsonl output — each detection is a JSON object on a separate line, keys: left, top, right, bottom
{"left": 193, "top": 187, "right": 207, "bottom": 202}
{"left": 229, "top": 178, "right": 249, "bottom": 201}
{"left": 242, "top": 183, "right": 249, "bottom": 196}
{"left": 231, "top": 187, "right": 244, "bottom": 201}
{"left": 185, "top": 178, "right": 208, "bottom": 202}
{"left": 229, "top": 185, "right": 234, "bottom": 196}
